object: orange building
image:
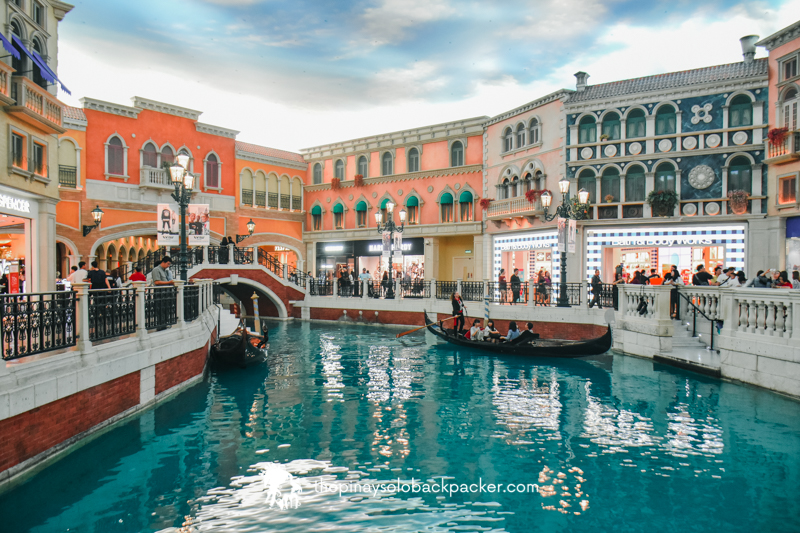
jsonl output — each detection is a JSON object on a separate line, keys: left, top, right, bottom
{"left": 301, "top": 117, "right": 486, "bottom": 281}
{"left": 55, "top": 97, "right": 306, "bottom": 276}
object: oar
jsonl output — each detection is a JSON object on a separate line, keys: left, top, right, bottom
{"left": 396, "top": 315, "right": 457, "bottom": 338}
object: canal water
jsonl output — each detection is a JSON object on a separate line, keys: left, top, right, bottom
{"left": 1, "top": 320, "right": 799, "bottom": 532}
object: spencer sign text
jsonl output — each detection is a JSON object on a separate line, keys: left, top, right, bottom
{"left": 0, "top": 194, "right": 31, "bottom": 214}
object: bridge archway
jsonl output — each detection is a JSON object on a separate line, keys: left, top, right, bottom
{"left": 212, "top": 276, "right": 289, "bottom": 319}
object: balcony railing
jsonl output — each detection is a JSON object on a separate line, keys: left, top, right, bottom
{"left": 241, "top": 189, "right": 253, "bottom": 205}
{"left": 183, "top": 285, "right": 200, "bottom": 322}
{"left": 292, "top": 195, "right": 301, "bottom": 210}
{"left": 280, "top": 194, "right": 291, "bottom": 209}
{"left": 7, "top": 75, "right": 64, "bottom": 134}
{"left": 764, "top": 132, "right": 800, "bottom": 163}
{"left": 268, "top": 192, "right": 278, "bottom": 208}
{"left": 255, "top": 191, "right": 266, "bottom": 207}
{"left": 59, "top": 165, "right": 77, "bottom": 188}
{"left": 487, "top": 197, "right": 541, "bottom": 218}
{"left": 140, "top": 167, "right": 173, "bottom": 189}
{"left": 144, "top": 287, "right": 177, "bottom": 330}
{"left": 88, "top": 288, "right": 136, "bottom": 342}
{"left": 1, "top": 291, "right": 76, "bottom": 360}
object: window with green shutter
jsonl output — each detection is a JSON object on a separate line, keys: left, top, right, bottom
{"left": 728, "top": 156, "right": 752, "bottom": 193}
{"left": 602, "top": 112, "right": 620, "bottom": 140}
{"left": 577, "top": 170, "right": 596, "bottom": 204}
{"left": 601, "top": 168, "right": 620, "bottom": 202}
{"left": 729, "top": 95, "right": 752, "bottom": 127}
{"left": 625, "top": 165, "right": 646, "bottom": 202}
{"left": 626, "top": 109, "right": 646, "bottom": 138}
{"left": 654, "top": 163, "right": 676, "bottom": 192}
{"left": 579, "top": 116, "right": 596, "bottom": 144}
{"left": 655, "top": 105, "right": 676, "bottom": 135}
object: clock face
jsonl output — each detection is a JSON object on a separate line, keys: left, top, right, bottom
{"left": 688, "top": 165, "right": 715, "bottom": 190}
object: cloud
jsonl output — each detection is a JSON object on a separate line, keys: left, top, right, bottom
{"left": 360, "top": 0, "right": 456, "bottom": 46}
{"left": 367, "top": 61, "right": 449, "bottom": 100}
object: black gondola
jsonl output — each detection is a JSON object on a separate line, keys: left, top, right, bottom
{"left": 210, "top": 320, "right": 268, "bottom": 368}
{"left": 423, "top": 311, "right": 611, "bottom": 357}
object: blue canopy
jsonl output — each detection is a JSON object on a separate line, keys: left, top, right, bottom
{"left": 12, "top": 35, "right": 70, "bottom": 95}
{"left": 0, "top": 32, "right": 19, "bottom": 60}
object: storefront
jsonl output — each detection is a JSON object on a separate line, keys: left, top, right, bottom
{"left": 492, "top": 231, "right": 561, "bottom": 283}
{"left": 315, "top": 238, "right": 425, "bottom": 281}
{"left": 0, "top": 188, "right": 35, "bottom": 293}
{"left": 585, "top": 224, "right": 746, "bottom": 283}
{"left": 787, "top": 217, "right": 800, "bottom": 272}
{"left": 260, "top": 245, "right": 298, "bottom": 269}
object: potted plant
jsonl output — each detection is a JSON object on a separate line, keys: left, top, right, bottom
{"left": 768, "top": 127, "right": 789, "bottom": 146}
{"left": 727, "top": 189, "right": 749, "bottom": 215}
{"left": 331, "top": 177, "right": 341, "bottom": 190}
{"left": 599, "top": 134, "right": 609, "bottom": 142}
{"left": 354, "top": 174, "right": 364, "bottom": 187}
{"left": 568, "top": 195, "right": 591, "bottom": 218}
{"left": 479, "top": 198, "right": 492, "bottom": 210}
{"left": 604, "top": 194, "right": 615, "bottom": 203}
{"left": 646, "top": 189, "right": 679, "bottom": 217}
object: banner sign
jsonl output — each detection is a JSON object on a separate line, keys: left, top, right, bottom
{"left": 568, "top": 219, "right": 577, "bottom": 254}
{"left": 557, "top": 218, "right": 567, "bottom": 253}
{"left": 157, "top": 203, "right": 179, "bottom": 246}
{"left": 382, "top": 232, "right": 391, "bottom": 253}
{"left": 393, "top": 233, "right": 403, "bottom": 253}
{"left": 187, "top": 204, "right": 210, "bottom": 246}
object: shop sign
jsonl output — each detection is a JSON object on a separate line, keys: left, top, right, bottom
{"left": 496, "top": 241, "right": 555, "bottom": 251}
{"left": 609, "top": 237, "right": 714, "bottom": 247}
{"left": 369, "top": 243, "right": 412, "bottom": 252}
{"left": 568, "top": 220, "right": 577, "bottom": 254}
{"left": 0, "top": 194, "right": 31, "bottom": 214}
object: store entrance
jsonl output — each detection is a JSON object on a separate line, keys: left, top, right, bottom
{"left": 0, "top": 215, "right": 28, "bottom": 293}
{"left": 604, "top": 245, "right": 727, "bottom": 283}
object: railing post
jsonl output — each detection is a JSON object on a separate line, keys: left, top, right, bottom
{"left": 227, "top": 243, "right": 235, "bottom": 266}
{"left": 396, "top": 279, "right": 402, "bottom": 300}
{"left": 580, "top": 279, "right": 588, "bottom": 307}
{"left": 133, "top": 280, "right": 147, "bottom": 338}
{"left": 618, "top": 284, "right": 627, "bottom": 317}
{"left": 457, "top": 279, "right": 462, "bottom": 297}
{"left": 362, "top": 279, "right": 369, "bottom": 300}
{"left": 283, "top": 263, "right": 288, "bottom": 279}
{"left": 174, "top": 280, "right": 185, "bottom": 324}
{"left": 333, "top": 279, "right": 338, "bottom": 299}
{"left": 202, "top": 246, "right": 209, "bottom": 266}
{"left": 252, "top": 249, "right": 258, "bottom": 266}
{"left": 528, "top": 279, "right": 535, "bottom": 307}
{"left": 430, "top": 278, "right": 437, "bottom": 302}
{"left": 73, "top": 282, "right": 92, "bottom": 352}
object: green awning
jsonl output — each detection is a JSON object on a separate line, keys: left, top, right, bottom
{"left": 440, "top": 192, "right": 453, "bottom": 204}
{"left": 355, "top": 201, "right": 367, "bottom": 211}
{"left": 380, "top": 198, "right": 391, "bottom": 209}
{"left": 333, "top": 203, "right": 344, "bottom": 213}
{"left": 311, "top": 205, "right": 322, "bottom": 215}
{"left": 459, "top": 191, "right": 473, "bottom": 203}
{"left": 406, "top": 196, "right": 419, "bottom": 207}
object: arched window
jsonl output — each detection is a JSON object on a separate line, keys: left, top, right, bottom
{"left": 205, "top": 153, "right": 219, "bottom": 188}
{"left": 515, "top": 124, "right": 525, "bottom": 147}
{"left": 626, "top": 109, "right": 646, "bottom": 139}
{"left": 313, "top": 163, "right": 322, "bottom": 184}
{"left": 58, "top": 140, "right": 78, "bottom": 188}
{"left": 407, "top": 148, "right": 420, "bottom": 172}
{"left": 311, "top": 205, "right": 322, "bottom": 231}
{"left": 579, "top": 116, "right": 596, "bottom": 144}
{"left": 255, "top": 172, "right": 267, "bottom": 207}
{"left": 451, "top": 141, "right": 464, "bottom": 167}
{"left": 655, "top": 105, "right": 677, "bottom": 135}
{"left": 504, "top": 127, "right": 513, "bottom": 152}
{"left": 728, "top": 156, "right": 752, "bottom": 193}
{"left": 602, "top": 112, "right": 620, "bottom": 140}
{"left": 381, "top": 152, "right": 393, "bottom": 176}
{"left": 10, "top": 21, "right": 23, "bottom": 75}
{"left": 440, "top": 192, "right": 454, "bottom": 222}
{"left": 333, "top": 203, "right": 344, "bottom": 229}
{"left": 529, "top": 118, "right": 540, "bottom": 144}
{"left": 500, "top": 178, "right": 509, "bottom": 200}
{"left": 601, "top": 168, "right": 620, "bottom": 202}
{"left": 107, "top": 137, "right": 124, "bottom": 176}
{"left": 625, "top": 165, "right": 646, "bottom": 202}
{"left": 241, "top": 169, "right": 254, "bottom": 206}
{"left": 510, "top": 176, "right": 519, "bottom": 197}
{"left": 31, "top": 38, "right": 46, "bottom": 89}
{"left": 161, "top": 145, "right": 174, "bottom": 165}
{"left": 355, "top": 201, "right": 367, "bottom": 227}
{"left": 406, "top": 196, "right": 419, "bottom": 224}
{"left": 654, "top": 162, "right": 676, "bottom": 192}
{"left": 334, "top": 159, "right": 344, "bottom": 180}
{"left": 459, "top": 190, "right": 473, "bottom": 221}
{"left": 729, "top": 95, "right": 752, "bottom": 127}
{"left": 782, "top": 87, "right": 799, "bottom": 129}
{"left": 380, "top": 198, "right": 393, "bottom": 223}
{"left": 142, "top": 143, "right": 157, "bottom": 167}
{"left": 357, "top": 156, "right": 369, "bottom": 177}
{"left": 533, "top": 170, "right": 543, "bottom": 190}
{"left": 577, "top": 169, "right": 596, "bottom": 204}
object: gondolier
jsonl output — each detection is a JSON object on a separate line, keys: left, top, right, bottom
{"left": 451, "top": 292, "right": 466, "bottom": 335}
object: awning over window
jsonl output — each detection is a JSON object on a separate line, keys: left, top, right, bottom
{"left": 12, "top": 35, "right": 70, "bottom": 95}
{"left": 311, "top": 205, "right": 322, "bottom": 215}
{"left": 0, "top": 32, "right": 19, "bottom": 60}
{"left": 380, "top": 198, "right": 391, "bottom": 209}
{"left": 333, "top": 203, "right": 344, "bottom": 213}
{"left": 440, "top": 193, "right": 453, "bottom": 204}
{"left": 459, "top": 191, "right": 473, "bottom": 203}
{"left": 355, "top": 201, "right": 367, "bottom": 211}
{"left": 406, "top": 196, "right": 419, "bottom": 207}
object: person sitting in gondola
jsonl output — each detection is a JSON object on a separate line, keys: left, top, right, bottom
{"left": 506, "top": 322, "right": 540, "bottom": 345}
{"left": 484, "top": 320, "right": 502, "bottom": 343}
{"left": 468, "top": 319, "right": 485, "bottom": 341}
{"left": 505, "top": 321, "right": 520, "bottom": 342}
{"left": 451, "top": 292, "right": 466, "bottom": 335}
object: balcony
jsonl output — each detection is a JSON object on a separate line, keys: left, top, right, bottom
{"left": 140, "top": 166, "right": 174, "bottom": 189}
{"left": 0, "top": 61, "right": 15, "bottom": 106}
{"left": 487, "top": 196, "right": 542, "bottom": 220}
{"left": 59, "top": 165, "right": 77, "bottom": 188}
{"left": 763, "top": 132, "right": 800, "bottom": 165}
{"left": 6, "top": 75, "right": 65, "bottom": 134}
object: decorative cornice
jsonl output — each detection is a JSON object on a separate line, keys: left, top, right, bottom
{"left": 80, "top": 97, "right": 140, "bottom": 118}
{"left": 303, "top": 164, "right": 483, "bottom": 192}
{"left": 51, "top": 0, "right": 75, "bottom": 21}
{"left": 236, "top": 150, "right": 308, "bottom": 171}
{"left": 64, "top": 117, "right": 87, "bottom": 131}
{"left": 483, "top": 89, "right": 572, "bottom": 127}
{"left": 197, "top": 122, "right": 239, "bottom": 139}
{"left": 756, "top": 21, "right": 800, "bottom": 51}
{"left": 131, "top": 97, "right": 202, "bottom": 120}
{"left": 300, "top": 116, "right": 488, "bottom": 159}
{"left": 305, "top": 221, "right": 483, "bottom": 241}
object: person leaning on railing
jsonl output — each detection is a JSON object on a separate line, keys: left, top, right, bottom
{"left": 151, "top": 257, "right": 175, "bottom": 286}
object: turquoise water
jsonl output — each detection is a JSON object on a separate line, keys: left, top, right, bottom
{"left": 1, "top": 321, "right": 799, "bottom": 532}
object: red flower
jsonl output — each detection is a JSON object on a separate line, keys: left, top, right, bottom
{"left": 331, "top": 177, "right": 341, "bottom": 190}
{"left": 479, "top": 198, "right": 492, "bottom": 210}
{"left": 354, "top": 174, "right": 364, "bottom": 187}
{"left": 768, "top": 127, "right": 789, "bottom": 146}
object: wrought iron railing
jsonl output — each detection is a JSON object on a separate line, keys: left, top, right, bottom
{"left": 242, "top": 189, "right": 253, "bottom": 205}
{"left": 88, "top": 288, "right": 136, "bottom": 342}
{"left": 308, "top": 280, "right": 333, "bottom": 296}
{"left": 366, "top": 279, "right": 394, "bottom": 298}
{"left": 551, "top": 283, "right": 582, "bottom": 306}
{"left": 213, "top": 283, "right": 223, "bottom": 305}
{"left": 461, "top": 281, "right": 484, "bottom": 302}
{"left": 184, "top": 284, "right": 200, "bottom": 322}
{"left": 258, "top": 248, "right": 283, "bottom": 276}
{"left": 268, "top": 192, "right": 278, "bottom": 208}
{"left": 59, "top": 165, "right": 77, "bottom": 188}
{"left": 485, "top": 282, "right": 508, "bottom": 303}
{"left": 292, "top": 195, "right": 301, "bottom": 210}
{"left": 400, "top": 279, "right": 430, "bottom": 298}
{"left": 234, "top": 246, "right": 254, "bottom": 265}
{"left": 255, "top": 191, "right": 266, "bottom": 207}
{"left": 144, "top": 287, "right": 177, "bottom": 330}
{"left": 1, "top": 291, "right": 76, "bottom": 360}
{"left": 588, "top": 283, "right": 614, "bottom": 308}
{"left": 436, "top": 281, "right": 457, "bottom": 299}
{"left": 280, "top": 194, "right": 291, "bottom": 209}
{"left": 338, "top": 278, "right": 359, "bottom": 297}
{"left": 287, "top": 265, "right": 307, "bottom": 288}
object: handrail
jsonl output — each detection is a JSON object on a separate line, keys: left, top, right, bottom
{"left": 676, "top": 289, "right": 715, "bottom": 351}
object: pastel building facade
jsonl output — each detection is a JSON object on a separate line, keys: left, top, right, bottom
{"left": 757, "top": 22, "right": 800, "bottom": 271}
{"left": 301, "top": 117, "right": 486, "bottom": 282}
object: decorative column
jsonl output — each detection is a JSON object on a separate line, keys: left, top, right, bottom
{"left": 527, "top": 278, "right": 535, "bottom": 308}
{"left": 333, "top": 278, "right": 338, "bottom": 299}
{"left": 132, "top": 280, "right": 147, "bottom": 339}
{"left": 430, "top": 278, "right": 437, "bottom": 304}
{"left": 580, "top": 279, "right": 588, "bottom": 307}
{"left": 202, "top": 246, "right": 209, "bottom": 266}
{"left": 227, "top": 243, "right": 235, "bottom": 266}
{"left": 73, "top": 282, "right": 92, "bottom": 352}
{"left": 174, "top": 280, "right": 185, "bottom": 324}
{"left": 362, "top": 279, "right": 369, "bottom": 300}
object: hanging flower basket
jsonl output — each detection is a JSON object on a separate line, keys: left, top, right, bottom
{"left": 727, "top": 189, "right": 749, "bottom": 215}
{"left": 479, "top": 198, "right": 492, "bottom": 210}
{"left": 768, "top": 127, "right": 789, "bottom": 146}
{"left": 331, "top": 177, "right": 341, "bottom": 190}
{"left": 604, "top": 194, "right": 615, "bottom": 203}
{"left": 354, "top": 174, "right": 364, "bottom": 187}
{"left": 647, "top": 189, "right": 678, "bottom": 217}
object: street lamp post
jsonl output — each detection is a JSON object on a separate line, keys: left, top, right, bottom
{"left": 169, "top": 154, "right": 195, "bottom": 282}
{"left": 540, "top": 178, "right": 590, "bottom": 308}
{"left": 375, "top": 202, "right": 406, "bottom": 299}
